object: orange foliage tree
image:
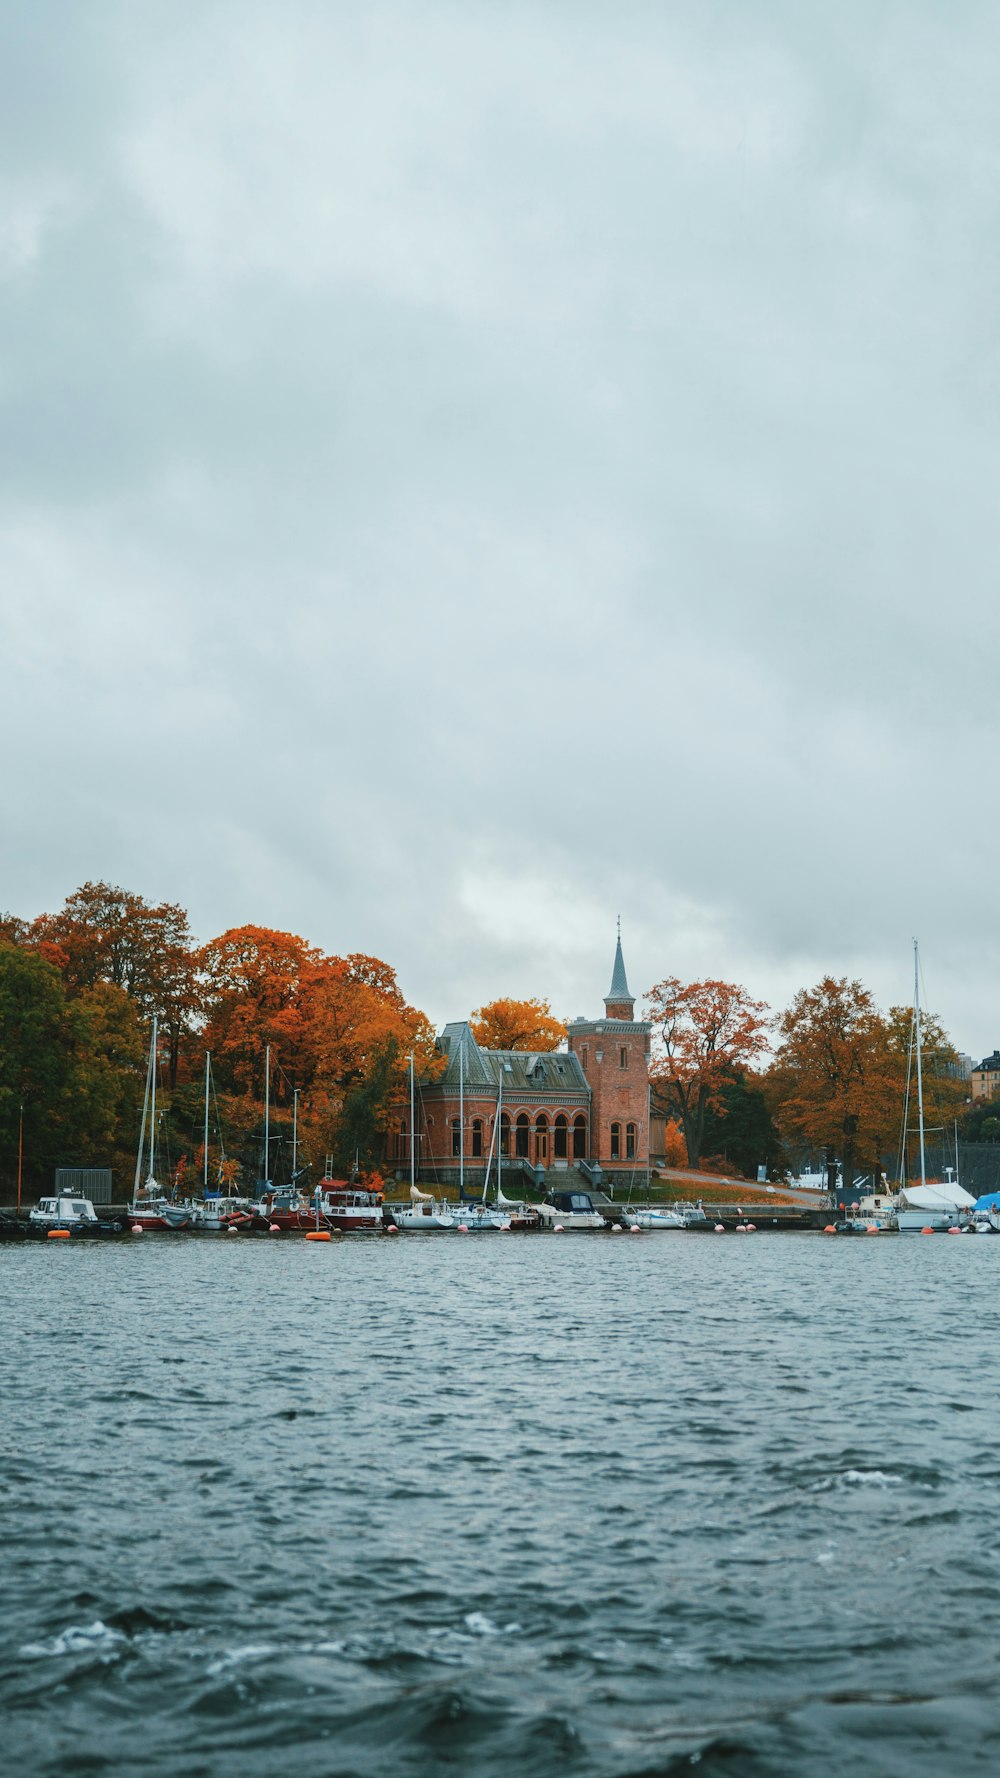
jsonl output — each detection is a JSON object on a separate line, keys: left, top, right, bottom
{"left": 768, "top": 977, "right": 964, "bottom": 1189}
{"left": 29, "top": 881, "right": 198, "bottom": 1086}
{"left": 198, "top": 927, "right": 437, "bottom": 1175}
{"left": 469, "top": 997, "right": 566, "bottom": 1051}
{"left": 645, "top": 977, "right": 770, "bottom": 1171}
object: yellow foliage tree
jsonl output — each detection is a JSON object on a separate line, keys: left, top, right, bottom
{"left": 469, "top": 997, "right": 567, "bottom": 1051}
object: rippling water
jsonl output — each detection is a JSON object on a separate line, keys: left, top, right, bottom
{"left": 4, "top": 1233, "right": 1000, "bottom": 1776}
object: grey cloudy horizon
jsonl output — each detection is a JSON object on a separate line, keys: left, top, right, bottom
{"left": 3, "top": 2, "right": 998, "bottom": 1056}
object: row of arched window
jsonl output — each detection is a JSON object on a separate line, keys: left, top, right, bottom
{"left": 393, "top": 1116, "right": 636, "bottom": 1163}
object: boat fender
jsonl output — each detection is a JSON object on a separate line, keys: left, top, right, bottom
{"left": 131, "top": 1224, "right": 144, "bottom": 1236}
{"left": 228, "top": 1223, "right": 240, "bottom": 1235}
{"left": 611, "top": 1224, "right": 623, "bottom": 1234}
{"left": 306, "top": 1229, "right": 331, "bottom": 1242}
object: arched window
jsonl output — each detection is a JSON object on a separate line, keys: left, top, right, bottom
{"left": 500, "top": 1113, "right": 510, "bottom": 1155}
{"left": 554, "top": 1114, "right": 568, "bottom": 1158}
{"left": 472, "top": 1118, "right": 483, "bottom": 1158}
{"left": 515, "top": 1113, "right": 530, "bottom": 1158}
{"left": 610, "top": 1122, "right": 621, "bottom": 1161}
{"left": 451, "top": 1118, "right": 461, "bottom": 1158}
{"left": 535, "top": 1114, "right": 549, "bottom": 1163}
{"left": 573, "top": 1114, "right": 586, "bottom": 1159}
{"left": 626, "top": 1122, "right": 636, "bottom": 1160}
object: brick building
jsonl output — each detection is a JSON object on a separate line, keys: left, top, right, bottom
{"left": 386, "top": 933, "right": 651, "bottom": 1190}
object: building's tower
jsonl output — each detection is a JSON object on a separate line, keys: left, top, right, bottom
{"left": 567, "top": 925, "right": 651, "bottom": 1180}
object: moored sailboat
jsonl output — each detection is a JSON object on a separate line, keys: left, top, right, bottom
{"left": 128, "top": 1018, "right": 191, "bottom": 1230}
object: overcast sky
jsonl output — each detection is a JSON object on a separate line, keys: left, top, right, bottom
{"left": 3, "top": 2, "right": 998, "bottom": 1053}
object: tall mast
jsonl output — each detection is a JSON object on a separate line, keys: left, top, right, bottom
{"left": 203, "top": 1052, "right": 210, "bottom": 1190}
{"left": 17, "top": 1101, "right": 23, "bottom": 1216}
{"left": 293, "top": 1087, "right": 299, "bottom": 1183}
{"left": 409, "top": 1052, "right": 416, "bottom": 1191}
{"left": 914, "top": 939, "right": 927, "bottom": 1189}
{"left": 150, "top": 1014, "right": 158, "bottom": 1182}
{"left": 265, "top": 1044, "right": 271, "bottom": 1186}
{"left": 497, "top": 1062, "right": 503, "bottom": 1203}
{"left": 459, "top": 1037, "right": 464, "bottom": 1198}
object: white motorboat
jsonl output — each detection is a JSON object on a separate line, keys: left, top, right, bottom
{"left": 30, "top": 1193, "right": 103, "bottom": 1233}
{"left": 895, "top": 1182, "right": 974, "bottom": 1233}
{"left": 536, "top": 1189, "right": 606, "bottom": 1230}
{"left": 634, "top": 1206, "right": 691, "bottom": 1230}
{"left": 386, "top": 1186, "right": 457, "bottom": 1231}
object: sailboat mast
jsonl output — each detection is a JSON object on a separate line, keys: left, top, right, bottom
{"left": 265, "top": 1044, "right": 271, "bottom": 1186}
{"left": 914, "top": 939, "right": 927, "bottom": 1189}
{"left": 497, "top": 1063, "right": 503, "bottom": 1203}
{"left": 150, "top": 1014, "right": 158, "bottom": 1182}
{"left": 409, "top": 1051, "right": 416, "bottom": 1192}
{"left": 459, "top": 1039, "right": 464, "bottom": 1198}
{"left": 293, "top": 1087, "right": 299, "bottom": 1182}
{"left": 203, "top": 1052, "right": 210, "bottom": 1190}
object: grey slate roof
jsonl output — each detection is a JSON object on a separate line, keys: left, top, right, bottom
{"left": 434, "top": 1023, "right": 589, "bottom": 1095}
{"left": 605, "top": 933, "right": 633, "bottom": 1003}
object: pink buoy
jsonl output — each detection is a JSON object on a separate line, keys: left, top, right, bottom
{"left": 735, "top": 1225, "right": 747, "bottom": 1235}
{"left": 714, "top": 1223, "right": 725, "bottom": 1233}
{"left": 386, "top": 1223, "right": 399, "bottom": 1234}
{"left": 269, "top": 1222, "right": 280, "bottom": 1233}
{"left": 554, "top": 1224, "right": 565, "bottom": 1233}
{"left": 746, "top": 1223, "right": 756, "bottom": 1233}
{"left": 611, "top": 1224, "right": 623, "bottom": 1234}
{"left": 947, "top": 1225, "right": 962, "bottom": 1234}
{"left": 629, "top": 1223, "right": 641, "bottom": 1233}
{"left": 130, "top": 1224, "right": 143, "bottom": 1236}
{"left": 458, "top": 1223, "right": 469, "bottom": 1233}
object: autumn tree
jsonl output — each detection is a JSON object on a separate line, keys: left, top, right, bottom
{"left": 763, "top": 977, "right": 958, "bottom": 1191}
{"left": 29, "top": 881, "right": 199, "bottom": 1086}
{"left": 645, "top": 977, "right": 770, "bottom": 1171}
{"left": 469, "top": 997, "right": 566, "bottom": 1051}
{"left": 197, "top": 927, "right": 437, "bottom": 1182}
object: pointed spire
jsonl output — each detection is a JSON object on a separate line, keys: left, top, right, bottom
{"left": 604, "top": 922, "right": 635, "bottom": 1017}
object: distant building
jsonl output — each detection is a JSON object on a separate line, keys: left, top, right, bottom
{"left": 971, "top": 1052, "right": 1000, "bottom": 1101}
{"left": 386, "top": 933, "right": 650, "bottom": 1187}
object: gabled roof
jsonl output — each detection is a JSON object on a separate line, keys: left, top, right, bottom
{"left": 434, "top": 1024, "right": 588, "bottom": 1094}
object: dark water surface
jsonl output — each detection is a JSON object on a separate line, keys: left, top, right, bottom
{"left": 3, "top": 1234, "right": 1000, "bottom": 1777}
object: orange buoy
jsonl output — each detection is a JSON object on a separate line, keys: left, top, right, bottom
{"left": 823, "top": 1225, "right": 837, "bottom": 1234}
{"left": 866, "top": 1224, "right": 879, "bottom": 1235}
{"left": 48, "top": 1229, "right": 71, "bottom": 1239}
{"left": 921, "top": 1226, "right": 935, "bottom": 1235}
{"left": 305, "top": 1229, "right": 331, "bottom": 1242}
